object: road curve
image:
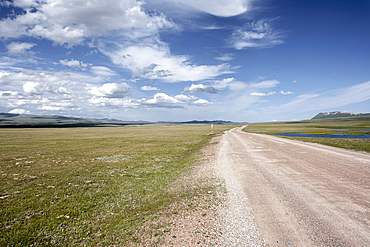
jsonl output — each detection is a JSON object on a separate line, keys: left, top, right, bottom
{"left": 216, "top": 126, "right": 370, "bottom": 246}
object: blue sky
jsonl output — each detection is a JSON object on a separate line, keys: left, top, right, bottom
{"left": 0, "top": 0, "right": 369, "bottom": 122}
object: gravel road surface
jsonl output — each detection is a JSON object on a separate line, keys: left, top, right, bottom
{"left": 215, "top": 126, "right": 370, "bottom": 246}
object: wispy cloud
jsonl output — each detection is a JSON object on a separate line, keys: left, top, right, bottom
{"left": 250, "top": 91, "right": 276, "bottom": 96}
{"left": 166, "top": 0, "right": 251, "bottom": 17}
{"left": 212, "top": 77, "right": 248, "bottom": 91}
{"left": 264, "top": 81, "right": 370, "bottom": 115}
{"left": 215, "top": 53, "right": 234, "bottom": 61}
{"left": 229, "top": 19, "right": 284, "bottom": 50}
{"left": 90, "top": 66, "right": 117, "bottom": 77}
{"left": 250, "top": 79, "right": 280, "bottom": 88}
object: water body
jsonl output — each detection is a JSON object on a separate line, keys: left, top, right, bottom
{"left": 275, "top": 133, "right": 370, "bottom": 139}
{"left": 323, "top": 127, "right": 370, "bottom": 130}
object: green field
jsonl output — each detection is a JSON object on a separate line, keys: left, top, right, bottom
{"left": 0, "top": 124, "right": 233, "bottom": 246}
{"left": 243, "top": 118, "right": 370, "bottom": 152}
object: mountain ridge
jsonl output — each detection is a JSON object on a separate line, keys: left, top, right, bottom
{"left": 0, "top": 113, "right": 240, "bottom": 127}
{"left": 311, "top": 111, "right": 368, "bottom": 120}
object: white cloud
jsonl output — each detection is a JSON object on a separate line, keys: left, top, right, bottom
{"left": 0, "top": 0, "right": 173, "bottom": 46}
{"left": 183, "top": 84, "right": 218, "bottom": 94}
{"left": 215, "top": 53, "right": 234, "bottom": 61}
{"left": 250, "top": 91, "right": 276, "bottom": 96}
{"left": 229, "top": 19, "right": 284, "bottom": 50}
{"left": 90, "top": 66, "right": 117, "bottom": 76}
{"left": 9, "top": 108, "right": 30, "bottom": 114}
{"left": 280, "top": 90, "right": 293, "bottom": 95}
{"left": 103, "top": 42, "right": 231, "bottom": 82}
{"left": 266, "top": 81, "right": 370, "bottom": 114}
{"left": 60, "top": 59, "right": 88, "bottom": 69}
{"left": 140, "top": 93, "right": 210, "bottom": 108}
{"left": 212, "top": 77, "right": 247, "bottom": 91}
{"left": 23, "top": 81, "right": 45, "bottom": 94}
{"left": 213, "top": 77, "right": 236, "bottom": 90}
{"left": 175, "top": 94, "right": 198, "bottom": 102}
{"left": 87, "top": 92, "right": 206, "bottom": 109}
{"left": 0, "top": 69, "right": 105, "bottom": 87}
{"left": 7, "top": 42, "right": 36, "bottom": 55}
{"left": 141, "top": 93, "right": 181, "bottom": 108}
{"left": 89, "top": 83, "right": 131, "bottom": 98}
{"left": 192, "top": 99, "right": 212, "bottom": 106}
{"left": 88, "top": 97, "right": 140, "bottom": 108}
{"left": 250, "top": 79, "right": 280, "bottom": 88}
{"left": 28, "top": 59, "right": 38, "bottom": 64}
{"left": 141, "top": 86, "right": 159, "bottom": 91}
{"left": 38, "top": 105, "right": 66, "bottom": 111}
{"left": 170, "top": 0, "right": 251, "bottom": 17}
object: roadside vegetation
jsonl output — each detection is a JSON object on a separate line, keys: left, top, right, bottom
{"left": 243, "top": 117, "right": 370, "bottom": 153}
{"left": 0, "top": 124, "right": 234, "bottom": 246}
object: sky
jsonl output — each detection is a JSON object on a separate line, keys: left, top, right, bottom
{"left": 0, "top": 0, "right": 369, "bottom": 122}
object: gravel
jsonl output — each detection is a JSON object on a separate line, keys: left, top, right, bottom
{"left": 214, "top": 131, "right": 266, "bottom": 246}
{"left": 158, "top": 133, "right": 265, "bottom": 246}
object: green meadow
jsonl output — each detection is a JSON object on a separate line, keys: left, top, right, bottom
{"left": 0, "top": 124, "right": 233, "bottom": 246}
{"left": 243, "top": 117, "right": 370, "bottom": 153}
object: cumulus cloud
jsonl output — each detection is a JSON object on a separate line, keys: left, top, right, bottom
{"left": 229, "top": 19, "right": 284, "bottom": 50}
{"left": 250, "top": 91, "right": 276, "bottom": 96}
{"left": 175, "top": 94, "right": 198, "bottom": 102}
{"left": 60, "top": 59, "right": 88, "bottom": 69}
{"left": 192, "top": 99, "right": 212, "bottom": 106}
{"left": 0, "top": 0, "right": 173, "bottom": 46}
{"left": 87, "top": 92, "right": 208, "bottom": 109}
{"left": 89, "top": 83, "right": 131, "bottom": 98}
{"left": 9, "top": 108, "right": 30, "bottom": 114}
{"left": 103, "top": 42, "right": 231, "bottom": 82}
{"left": 7, "top": 42, "right": 36, "bottom": 55}
{"left": 183, "top": 84, "right": 218, "bottom": 94}
{"left": 23, "top": 81, "right": 45, "bottom": 95}
{"left": 141, "top": 86, "right": 159, "bottom": 91}
{"left": 141, "top": 93, "right": 181, "bottom": 108}
{"left": 139, "top": 93, "right": 209, "bottom": 108}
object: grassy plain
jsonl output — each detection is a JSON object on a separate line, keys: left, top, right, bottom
{"left": 243, "top": 118, "right": 370, "bottom": 153}
{"left": 0, "top": 124, "right": 233, "bottom": 246}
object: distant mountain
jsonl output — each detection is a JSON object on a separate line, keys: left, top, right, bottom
{"left": 0, "top": 113, "right": 136, "bottom": 127}
{"left": 160, "top": 120, "right": 239, "bottom": 125}
{"left": 0, "top": 113, "right": 240, "bottom": 127}
{"left": 311, "top": 111, "right": 365, "bottom": 120}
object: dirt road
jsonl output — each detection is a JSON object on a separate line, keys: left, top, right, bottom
{"left": 215, "top": 126, "right": 370, "bottom": 246}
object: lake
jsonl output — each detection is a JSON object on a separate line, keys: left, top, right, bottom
{"left": 274, "top": 133, "right": 370, "bottom": 139}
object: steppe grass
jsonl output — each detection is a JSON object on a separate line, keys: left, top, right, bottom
{"left": 244, "top": 120, "right": 370, "bottom": 152}
{"left": 0, "top": 124, "right": 233, "bottom": 246}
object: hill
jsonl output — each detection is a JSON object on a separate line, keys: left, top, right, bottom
{"left": 0, "top": 113, "right": 240, "bottom": 127}
{"left": 311, "top": 111, "right": 370, "bottom": 120}
{"left": 0, "top": 113, "right": 146, "bottom": 127}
